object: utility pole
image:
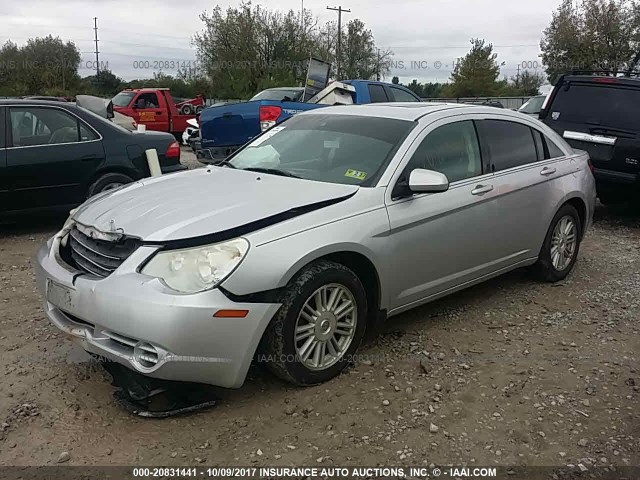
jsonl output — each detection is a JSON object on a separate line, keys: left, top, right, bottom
{"left": 515, "top": 64, "right": 520, "bottom": 88}
{"left": 376, "top": 48, "right": 381, "bottom": 81}
{"left": 93, "top": 17, "right": 100, "bottom": 78}
{"left": 327, "top": 5, "right": 350, "bottom": 79}
{"left": 301, "top": 0, "right": 304, "bottom": 32}
{"left": 60, "top": 49, "right": 65, "bottom": 91}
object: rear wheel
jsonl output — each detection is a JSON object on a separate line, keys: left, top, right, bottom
{"left": 261, "top": 260, "right": 367, "bottom": 386}
{"left": 87, "top": 173, "right": 133, "bottom": 198}
{"left": 180, "top": 104, "right": 193, "bottom": 115}
{"left": 534, "top": 204, "right": 582, "bottom": 282}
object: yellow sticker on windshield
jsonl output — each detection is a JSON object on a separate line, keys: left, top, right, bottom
{"left": 345, "top": 169, "right": 367, "bottom": 180}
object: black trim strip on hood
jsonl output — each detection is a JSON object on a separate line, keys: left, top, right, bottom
{"left": 143, "top": 191, "right": 357, "bottom": 250}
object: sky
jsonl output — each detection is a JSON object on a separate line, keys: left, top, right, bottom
{"left": 1, "top": 0, "right": 562, "bottom": 87}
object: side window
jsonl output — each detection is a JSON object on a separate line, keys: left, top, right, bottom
{"left": 477, "top": 120, "right": 538, "bottom": 172}
{"left": 368, "top": 84, "right": 388, "bottom": 103}
{"left": 135, "top": 93, "right": 159, "bottom": 109}
{"left": 79, "top": 123, "right": 98, "bottom": 141}
{"left": 546, "top": 137, "right": 565, "bottom": 158}
{"left": 390, "top": 87, "right": 420, "bottom": 102}
{"left": 9, "top": 107, "right": 80, "bottom": 147}
{"left": 406, "top": 120, "right": 482, "bottom": 183}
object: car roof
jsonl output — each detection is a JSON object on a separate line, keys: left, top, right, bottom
{"left": 266, "top": 87, "right": 304, "bottom": 91}
{"left": 0, "top": 99, "right": 75, "bottom": 106}
{"left": 559, "top": 74, "right": 640, "bottom": 87}
{"left": 302, "top": 102, "right": 531, "bottom": 121}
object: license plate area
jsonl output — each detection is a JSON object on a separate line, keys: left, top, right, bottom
{"left": 46, "top": 279, "right": 74, "bottom": 311}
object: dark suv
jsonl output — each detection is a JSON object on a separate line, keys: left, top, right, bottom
{"left": 540, "top": 73, "right": 640, "bottom": 205}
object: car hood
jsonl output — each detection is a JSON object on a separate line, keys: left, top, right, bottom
{"left": 72, "top": 168, "right": 359, "bottom": 242}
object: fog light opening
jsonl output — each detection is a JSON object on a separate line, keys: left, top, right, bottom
{"left": 133, "top": 342, "right": 159, "bottom": 369}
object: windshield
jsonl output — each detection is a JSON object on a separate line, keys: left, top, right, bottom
{"left": 518, "top": 96, "right": 545, "bottom": 114}
{"left": 112, "top": 92, "right": 136, "bottom": 107}
{"left": 250, "top": 89, "right": 303, "bottom": 101}
{"left": 227, "top": 114, "right": 414, "bottom": 186}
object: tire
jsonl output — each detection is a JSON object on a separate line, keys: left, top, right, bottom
{"left": 180, "top": 104, "right": 193, "bottom": 115}
{"left": 534, "top": 204, "right": 582, "bottom": 282}
{"left": 261, "top": 260, "right": 368, "bottom": 386}
{"left": 195, "top": 105, "right": 204, "bottom": 114}
{"left": 87, "top": 173, "right": 134, "bottom": 198}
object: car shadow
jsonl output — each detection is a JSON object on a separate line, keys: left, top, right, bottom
{"left": 0, "top": 212, "right": 66, "bottom": 237}
{"left": 593, "top": 202, "right": 640, "bottom": 229}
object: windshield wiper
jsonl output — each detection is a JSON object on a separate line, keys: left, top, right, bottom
{"left": 243, "top": 167, "right": 301, "bottom": 178}
{"left": 212, "top": 158, "right": 236, "bottom": 168}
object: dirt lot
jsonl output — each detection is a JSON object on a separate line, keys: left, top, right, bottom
{"left": 1, "top": 153, "right": 639, "bottom": 469}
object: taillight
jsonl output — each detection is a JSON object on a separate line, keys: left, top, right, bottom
{"left": 165, "top": 140, "right": 180, "bottom": 159}
{"left": 259, "top": 105, "right": 282, "bottom": 132}
{"left": 587, "top": 158, "right": 595, "bottom": 174}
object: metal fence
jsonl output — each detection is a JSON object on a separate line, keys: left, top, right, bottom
{"left": 422, "top": 96, "right": 532, "bottom": 110}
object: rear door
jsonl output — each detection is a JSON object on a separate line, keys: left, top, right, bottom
{"left": 6, "top": 105, "right": 105, "bottom": 211}
{"left": 541, "top": 79, "right": 640, "bottom": 181}
{"left": 0, "top": 107, "right": 7, "bottom": 213}
{"left": 476, "top": 118, "right": 572, "bottom": 264}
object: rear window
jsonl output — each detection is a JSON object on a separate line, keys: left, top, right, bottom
{"left": 250, "top": 89, "right": 303, "bottom": 101}
{"left": 547, "top": 82, "right": 640, "bottom": 131}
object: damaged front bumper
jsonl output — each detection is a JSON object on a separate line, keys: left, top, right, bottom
{"left": 34, "top": 233, "right": 281, "bottom": 388}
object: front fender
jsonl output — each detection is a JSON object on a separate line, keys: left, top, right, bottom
{"left": 220, "top": 206, "right": 391, "bottom": 309}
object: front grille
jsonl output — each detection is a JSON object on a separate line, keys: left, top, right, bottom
{"left": 63, "top": 226, "right": 140, "bottom": 278}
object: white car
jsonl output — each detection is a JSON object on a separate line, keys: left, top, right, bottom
{"left": 182, "top": 118, "right": 199, "bottom": 145}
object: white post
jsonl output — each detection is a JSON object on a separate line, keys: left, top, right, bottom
{"left": 145, "top": 149, "right": 162, "bottom": 177}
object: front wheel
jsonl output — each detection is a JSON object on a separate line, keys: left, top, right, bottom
{"left": 534, "top": 204, "right": 582, "bottom": 282}
{"left": 261, "top": 260, "right": 368, "bottom": 386}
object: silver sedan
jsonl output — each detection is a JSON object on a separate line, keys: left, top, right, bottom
{"left": 35, "top": 103, "right": 596, "bottom": 387}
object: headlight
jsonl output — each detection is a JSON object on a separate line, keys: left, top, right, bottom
{"left": 141, "top": 238, "right": 249, "bottom": 294}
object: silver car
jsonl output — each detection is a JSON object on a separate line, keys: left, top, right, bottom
{"left": 35, "top": 104, "right": 596, "bottom": 388}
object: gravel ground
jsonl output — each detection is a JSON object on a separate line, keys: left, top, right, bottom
{"left": 0, "top": 153, "right": 638, "bottom": 470}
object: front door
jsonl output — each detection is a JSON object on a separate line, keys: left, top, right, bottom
{"left": 6, "top": 106, "right": 105, "bottom": 211}
{"left": 131, "top": 92, "right": 167, "bottom": 132}
{"left": 385, "top": 119, "right": 499, "bottom": 313}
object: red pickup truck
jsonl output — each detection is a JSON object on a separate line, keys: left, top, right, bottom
{"left": 112, "top": 88, "right": 204, "bottom": 136}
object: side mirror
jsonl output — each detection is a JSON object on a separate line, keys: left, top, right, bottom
{"left": 408, "top": 168, "right": 449, "bottom": 193}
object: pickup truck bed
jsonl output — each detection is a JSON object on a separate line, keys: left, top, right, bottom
{"left": 197, "top": 80, "right": 422, "bottom": 162}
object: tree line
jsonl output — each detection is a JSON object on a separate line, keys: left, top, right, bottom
{"left": 2, "top": 0, "right": 640, "bottom": 99}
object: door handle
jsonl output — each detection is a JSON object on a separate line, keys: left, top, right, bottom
{"left": 540, "top": 166, "right": 556, "bottom": 176}
{"left": 471, "top": 184, "right": 494, "bottom": 195}
{"left": 80, "top": 154, "right": 98, "bottom": 161}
